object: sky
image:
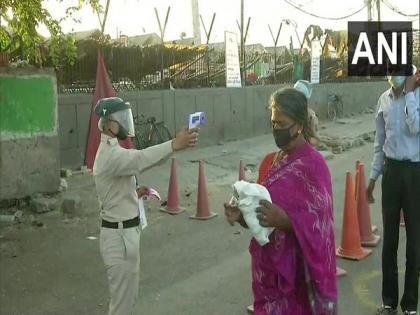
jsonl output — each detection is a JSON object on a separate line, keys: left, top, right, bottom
{"left": 39, "top": 0, "right": 419, "bottom": 47}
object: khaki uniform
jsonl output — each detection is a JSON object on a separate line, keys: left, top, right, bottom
{"left": 93, "top": 134, "right": 172, "bottom": 315}
{"left": 308, "top": 108, "right": 319, "bottom": 137}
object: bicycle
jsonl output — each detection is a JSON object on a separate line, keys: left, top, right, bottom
{"left": 133, "top": 115, "right": 172, "bottom": 150}
{"left": 327, "top": 94, "right": 344, "bottom": 121}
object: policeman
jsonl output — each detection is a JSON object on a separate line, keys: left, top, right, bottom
{"left": 367, "top": 66, "right": 419, "bottom": 315}
{"left": 93, "top": 97, "right": 199, "bottom": 315}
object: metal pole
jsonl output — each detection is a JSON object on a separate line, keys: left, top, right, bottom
{"left": 154, "top": 8, "right": 164, "bottom": 85}
{"left": 366, "top": 0, "right": 372, "bottom": 21}
{"left": 376, "top": 0, "right": 381, "bottom": 22}
{"left": 269, "top": 23, "right": 282, "bottom": 84}
{"left": 101, "top": 0, "right": 111, "bottom": 34}
{"left": 243, "top": 17, "right": 251, "bottom": 84}
{"left": 240, "top": 0, "right": 245, "bottom": 86}
{"left": 201, "top": 13, "right": 216, "bottom": 86}
{"left": 208, "top": 13, "right": 216, "bottom": 43}
{"left": 154, "top": 7, "right": 171, "bottom": 88}
{"left": 207, "top": 13, "right": 216, "bottom": 85}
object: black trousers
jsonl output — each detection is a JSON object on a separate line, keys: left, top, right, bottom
{"left": 381, "top": 158, "right": 420, "bottom": 311}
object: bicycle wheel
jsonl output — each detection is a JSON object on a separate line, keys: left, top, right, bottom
{"left": 134, "top": 134, "right": 148, "bottom": 150}
{"left": 149, "top": 126, "right": 163, "bottom": 146}
{"left": 337, "top": 100, "right": 344, "bottom": 118}
{"left": 327, "top": 102, "right": 337, "bottom": 121}
{"left": 157, "top": 124, "right": 172, "bottom": 142}
{"left": 150, "top": 123, "right": 172, "bottom": 146}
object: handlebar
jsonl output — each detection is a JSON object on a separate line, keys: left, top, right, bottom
{"left": 133, "top": 115, "right": 157, "bottom": 125}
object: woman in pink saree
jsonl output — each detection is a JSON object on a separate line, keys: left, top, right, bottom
{"left": 224, "top": 88, "right": 337, "bottom": 315}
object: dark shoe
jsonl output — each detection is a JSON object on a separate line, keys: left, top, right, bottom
{"left": 402, "top": 311, "right": 417, "bottom": 315}
{"left": 376, "top": 305, "right": 398, "bottom": 315}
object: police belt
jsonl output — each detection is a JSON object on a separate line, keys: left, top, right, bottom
{"left": 101, "top": 216, "right": 140, "bottom": 229}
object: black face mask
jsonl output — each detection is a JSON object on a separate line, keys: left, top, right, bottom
{"left": 116, "top": 124, "right": 128, "bottom": 140}
{"left": 109, "top": 121, "right": 128, "bottom": 140}
{"left": 273, "top": 123, "right": 297, "bottom": 148}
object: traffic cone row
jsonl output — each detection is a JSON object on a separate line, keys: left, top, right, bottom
{"left": 161, "top": 158, "right": 243, "bottom": 220}
{"left": 336, "top": 171, "right": 372, "bottom": 260}
{"left": 337, "top": 161, "right": 382, "bottom": 262}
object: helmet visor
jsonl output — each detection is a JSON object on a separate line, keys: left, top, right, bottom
{"left": 110, "top": 108, "right": 135, "bottom": 137}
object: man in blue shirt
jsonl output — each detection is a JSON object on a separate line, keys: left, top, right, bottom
{"left": 367, "top": 67, "right": 420, "bottom": 315}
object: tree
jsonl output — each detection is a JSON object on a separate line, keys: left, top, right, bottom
{"left": 0, "top": 0, "right": 102, "bottom": 67}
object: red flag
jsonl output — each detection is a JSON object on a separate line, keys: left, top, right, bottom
{"left": 85, "top": 50, "right": 133, "bottom": 170}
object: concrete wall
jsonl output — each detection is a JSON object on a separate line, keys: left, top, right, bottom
{"left": 58, "top": 81, "right": 389, "bottom": 169}
{"left": 309, "top": 81, "right": 388, "bottom": 119}
{"left": 0, "top": 68, "right": 60, "bottom": 200}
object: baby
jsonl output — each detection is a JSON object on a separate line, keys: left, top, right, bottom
{"left": 230, "top": 180, "right": 274, "bottom": 246}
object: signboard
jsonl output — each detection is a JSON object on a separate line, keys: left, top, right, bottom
{"left": 311, "top": 40, "right": 322, "bottom": 84}
{"left": 225, "top": 31, "right": 242, "bottom": 88}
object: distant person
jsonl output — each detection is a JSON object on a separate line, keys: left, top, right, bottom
{"left": 92, "top": 97, "right": 199, "bottom": 315}
{"left": 367, "top": 65, "right": 420, "bottom": 315}
{"left": 224, "top": 88, "right": 337, "bottom": 314}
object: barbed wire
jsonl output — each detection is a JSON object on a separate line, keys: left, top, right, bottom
{"left": 283, "top": 0, "right": 367, "bottom": 20}
{"left": 381, "top": 0, "right": 419, "bottom": 18}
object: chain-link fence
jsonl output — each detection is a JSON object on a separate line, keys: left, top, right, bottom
{"left": 12, "top": 27, "right": 418, "bottom": 93}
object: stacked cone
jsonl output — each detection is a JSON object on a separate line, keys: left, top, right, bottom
{"left": 356, "top": 163, "right": 380, "bottom": 247}
{"left": 336, "top": 171, "right": 372, "bottom": 260}
{"left": 355, "top": 161, "right": 377, "bottom": 233}
{"left": 190, "top": 160, "right": 218, "bottom": 220}
{"left": 160, "top": 158, "right": 185, "bottom": 215}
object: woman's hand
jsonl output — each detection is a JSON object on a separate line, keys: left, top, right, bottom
{"left": 224, "top": 203, "right": 242, "bottom": 226}
{"left": 256, "top": 200, "right": 291, "bottom": 231}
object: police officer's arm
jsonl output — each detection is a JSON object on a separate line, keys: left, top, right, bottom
{"left": 110, "top": 141, "right": 173, "bottom": 176}
{"left": 404, "top": 77, "right": 420, "bottom": 135}
{"left": 108, "top": 128, "right": 198, "bottom": 176}
{"left": 370, "top": 98, "right": 386, "bottom": 181}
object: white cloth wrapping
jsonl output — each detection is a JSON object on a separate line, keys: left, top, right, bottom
{"left": 230, "top": 180, "right": 274, "bottom": 246}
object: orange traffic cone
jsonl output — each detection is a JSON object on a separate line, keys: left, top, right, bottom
{"left": 239, "top": 160, "right": 246, "bottom": 181}
{"left": 355, "top": 161, "right": 377, "bottom": 234}
{"left": 160, "top": 158, "right": 185, "bottom": 215}
{"left": 336, "top": 171, "right": 372, "bottom": 260}
{"left": 356, "top": 163, "right": 380, "bottom": 247}
{"left": 336, "top": 266, "right": 347, "bottom": 277}
{"left": 190, "top": 161, "right": 218, "bottom": 220}
{"left": 400, "top": 210, "right": 405, "bottom": 227}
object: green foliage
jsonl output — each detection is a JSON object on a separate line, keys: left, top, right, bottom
{"left": 0, "top": 0, "right": 102, "bottom": 67}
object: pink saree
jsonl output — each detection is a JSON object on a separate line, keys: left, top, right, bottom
{"left": 251, "top": 142, "right": 337, "bottom": 315}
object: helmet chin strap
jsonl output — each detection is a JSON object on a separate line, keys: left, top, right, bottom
{"left": 107, "top": 128, "right": 118, "bottom": 138}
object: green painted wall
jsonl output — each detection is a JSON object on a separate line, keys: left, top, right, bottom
{"left": 0, "top": 76, "right": 56, "bottom": 134}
